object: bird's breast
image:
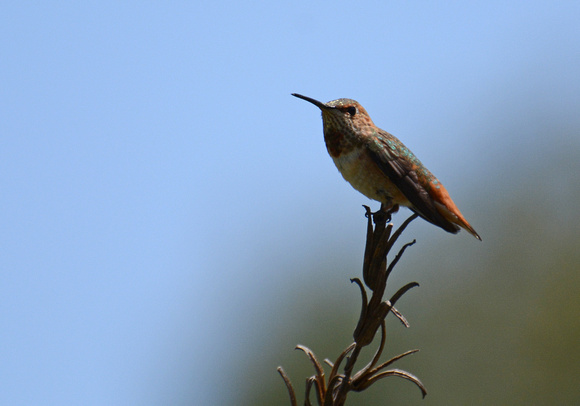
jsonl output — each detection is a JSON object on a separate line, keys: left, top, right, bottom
{"left": 331, "top": 148, "right": 407, "bottom": 205}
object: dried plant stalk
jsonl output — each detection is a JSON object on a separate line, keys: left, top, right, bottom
{"left": 278, "top": 205, "right": 426, "bottom": 405}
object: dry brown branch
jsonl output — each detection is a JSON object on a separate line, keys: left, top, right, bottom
{"left": 278, "top": 205, "right": 426, "bottom": 405}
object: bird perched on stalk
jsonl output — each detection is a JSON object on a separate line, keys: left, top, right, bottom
{"left": 292, "top": 93, "right": 481, "bottom": 240}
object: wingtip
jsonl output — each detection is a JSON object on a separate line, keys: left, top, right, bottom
{"left": 466, "top": 227, "right": 482, "bottom": 241}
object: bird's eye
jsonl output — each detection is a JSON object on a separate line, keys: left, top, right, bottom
{"left": 346, "top": 106, "right": 357, "bottom": 116}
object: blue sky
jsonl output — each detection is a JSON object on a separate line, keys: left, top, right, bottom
{"left": 1, "top": 2, "right": 579, "bottom": 405}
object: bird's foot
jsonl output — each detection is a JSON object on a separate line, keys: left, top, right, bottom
{"left": 371, "top": 203, "right": 399, "bottom": 224}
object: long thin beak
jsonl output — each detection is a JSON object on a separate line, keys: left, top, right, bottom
{"left": 291, "top": 93, "right": 331, "bottom": 110}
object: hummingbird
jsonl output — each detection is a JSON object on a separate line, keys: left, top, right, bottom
{"left": 292, "top": 93, "right": 481, "bottom": 240}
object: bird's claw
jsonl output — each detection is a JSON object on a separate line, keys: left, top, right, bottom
{"left": 369, "top": 203, "right": 399, "bottom": 224}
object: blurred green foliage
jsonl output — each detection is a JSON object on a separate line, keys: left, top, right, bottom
{"left": 230, "top": 139, "right": 580, "bottom": 405}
